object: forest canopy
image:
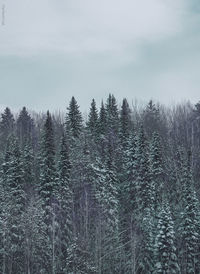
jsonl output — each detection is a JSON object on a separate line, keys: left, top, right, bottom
{"left": 0, "top": 95, "right": 200, "bottom": 274}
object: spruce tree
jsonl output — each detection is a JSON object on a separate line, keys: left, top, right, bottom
{"left": 39, "top": 111, "right": 59, "bottom": 274}
{"left": 0, "top": 107, "right": 15, "bottom": 150}
{"left": 39, "top": 111, "right": 57, "bottom": 205}
{"left": 1, "top": 136, "right": 25, "bottom": 274}
{"left": 57, "top": 133, "right": 73, "bottom": 272}
{"left": 66, "top": 96, "right": 83, "bottom": 138}
{"left": 154, "top": 203, "right": 180, "bottom": 274}
{"left": 178, "top": 151, "right": 200, "bottom": 273}
{"left": 97, "top": 100, "right": 107, "bottom": 136}
{"left": 119, "top": 98, "right": 132, "bottom": 147}
{"left": 134, "top": 125, "right": 150, "bottom": 211}
{"left": 17, "top": 107, "right": 34, "bottom": 147}
{"left": 87, "top": 99, "right": 98, "bottom": 136}
{"left": 149, "top": 132, "right": 164, "bottom": 208}
{"left": 106, "top": 94, "right": 119, "bottom": 134}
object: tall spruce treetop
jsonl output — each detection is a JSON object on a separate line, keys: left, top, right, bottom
{"left": 17, "top": 107, "right": 34, "bottom": 147}
{"left": 39, "top": 111, "right": 57, "bottom": 204}
{"left": 98, "top": 100, "right": 107, "bottom": 136}
{"left": 119, "top": 98, "right": 132, "bottom": 146}
{"left": 87, "top": 99, "right": 98, "bottom": 136}
{"left": 66, "top": 96, "right": 83, "bottom": 138}
{"left": 0, "top": 107, "right": 15, "bottom": 148}
{"left": 106, "top": 94, "right": 119, "bottom": 134}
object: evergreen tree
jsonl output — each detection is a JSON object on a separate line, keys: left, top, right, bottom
{"left": 134, "top": 126, "right": 150, "bottom": 211}
{"left": 57, "top": 133, "right": 73, "bottom": 272}
{"left": 138, "top": 207, "right": 155, "bottom": 273}
{"left": 119, "top": 98, "right": 132, "bottom": 147}
{"left": 178, "top": 151, "right": 200, "bottom": 273}
{"left": 66, "top": 96, "right": 83, "bottom": 138}
{"left": 106, "top": 94, "right": 119, "bottom": 134}
{"left": 22, "top": 143, "right": 35, "bottom": 198}
{"left": 39, "top": 111, "right": 57, "bottom": 205}
{"left": 39, "top": 111, "right": 59, "bottom": 274}
{"left": 149, "top": 132, "right": 164, "bottom": 208}
{"left": 94, "top": 135, "right": 120, "bottom": 273}
{"left": 87, "top": 99, "right": 98, "bottom": 136}
{"left": 97, "top": 100, "right": 107, "bottom": 136}
{"left": 1, "top": 136, "right": 25, "bottom": 274}
{"left": 154, "top": 203, "right": 180, "bottom": 274}
{"left": 17, "top": 107, "right": 34, "bottom": 147}
{"left": 0, "top": 107, "right": 15, "bottom": 150}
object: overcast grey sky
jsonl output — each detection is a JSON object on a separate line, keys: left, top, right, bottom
{"left": 0, "top": 0, "right": 200, "bottom": 112}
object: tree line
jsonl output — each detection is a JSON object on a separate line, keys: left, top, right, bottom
{"left": 0, "top": 95, "right": 200, "bottom": 273}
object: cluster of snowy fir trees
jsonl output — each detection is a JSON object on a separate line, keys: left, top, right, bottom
{"left": 0, "top": 95, "right": 200, "bottom": 273}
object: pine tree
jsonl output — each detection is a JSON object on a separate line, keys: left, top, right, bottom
{"left": 154, "top": 203, "right": 180, "bottom": 274}
{"left": 66, "top": 96, "right": 83, "bottom": 138}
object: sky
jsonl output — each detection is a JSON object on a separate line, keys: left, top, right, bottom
{"left": 0, "top": 0, "right": 200, "bottom": 112}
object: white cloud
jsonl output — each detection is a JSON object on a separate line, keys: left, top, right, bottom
{"left": 0, "top": 0, "right": 185, "bottom": 56}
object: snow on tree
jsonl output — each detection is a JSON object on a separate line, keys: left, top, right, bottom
{"left": 66, "top": 96, "right": 83, "bottom": 138}
{"left": 154, "top": 203, "right": 180, "bottom": 274}
{"left": 87, "top": 98, "right": 99, "bottom": 137}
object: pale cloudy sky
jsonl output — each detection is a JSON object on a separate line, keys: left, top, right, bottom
{"left": 0, "top": 0, "right": 200, "bottom": 112}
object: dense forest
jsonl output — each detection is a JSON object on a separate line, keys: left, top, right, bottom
{"left": 0, "top": 94, "right": 200, "bottom": 274}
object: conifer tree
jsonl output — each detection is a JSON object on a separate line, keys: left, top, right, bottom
{"left": 134, "top": 126, "right": 150, "bottom": 211}
{"left": 39, "top": 111, "right": 59, "bottom": 274}
{"left": 154, "top": 203, "right": 180, "bottom": 274}
{"left": 87, "top": 99, "right": 98, "bottom": 136}
{"left": 94, "top": 135, "right": 120, "bottom": 273}
{"left": 0, "top": 107, "right": 15, "bottom": 150}
{"left": 17, "top": 107, "right": 34, "bottom": 147}
{"left": 57, "top": 133, "right": 73, "bottom": 272}
{"left": 1, "top": 136, "right": 25, "bottom": 273}
{"left": 98, "top": 100, "right": 107, "bottom": 136}
{"left": 149, "top": 132, "right": 164, "bottom": 208}
{"left": 39, "top": 111, "right": 57, "bottom": 205}
{"left": 66, "top": 96, "right": 83, "bottom": 138}
{"left": 138, "top": 207, "right": 155, "bottom": 273}
{"left": 178, "top": 151, "right": 200, "bottom": 273}
{"left": 22, "top": 143, "right": 35, "bottom": 198}
{"left": 119, "top": 98, "right": 132, "bottom": 147}
{"left": 106, "top": 94, "right": 119, "bottom": 134}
